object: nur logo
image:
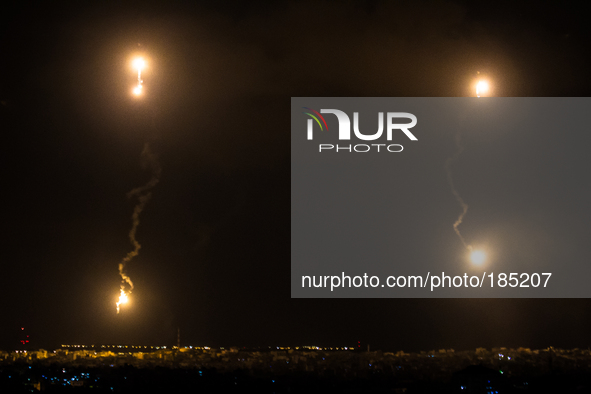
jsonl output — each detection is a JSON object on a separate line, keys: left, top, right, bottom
{"left": 303, "top": 108, "right": 418, "bottom": 153}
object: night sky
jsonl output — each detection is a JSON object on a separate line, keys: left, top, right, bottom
{"left": 2, "top": 0, "right": 591, "bottom": 352}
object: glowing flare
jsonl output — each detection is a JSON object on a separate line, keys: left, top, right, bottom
{"left": 132, "top": 57, "right": 145, "bottom": 97}
{"left": 470, "top": 249, "right": 487, "bottom": 265}
{"left": 476, "top": 80, "right": 489, "bottom": 97}
{"left": 132, "top": 58, "right": 145, "bottom": 71}
{"left": 116, "top": 288, "right": 129, "bottom": 313}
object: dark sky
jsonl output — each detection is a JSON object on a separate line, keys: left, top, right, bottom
{"left": 2, "top": 0, "right": 591, "bottom": 352}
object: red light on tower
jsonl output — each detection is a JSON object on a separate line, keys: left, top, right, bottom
{"left": 19, "top": 327, "right": 30, "bottom": 348}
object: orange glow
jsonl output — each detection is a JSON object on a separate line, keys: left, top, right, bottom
{"left": 470, "top": 249, "right": 487, "bottom": 265}
{"left": 132, "top": 57, "right": 145, "bottom": 71}
{"left": 476, "top": 80, "right": 489, "bottom": 97}
{"left": 131, "top": 57, "right": 145, "bottom": 97}
{"left": 116, "top": 288, "right": 129, "bottom": 313}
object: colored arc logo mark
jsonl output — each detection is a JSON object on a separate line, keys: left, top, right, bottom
{"left": 302, "top": 107, "right": 329, "bottom": 131}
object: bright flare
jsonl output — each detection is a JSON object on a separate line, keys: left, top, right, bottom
{"left": 132, "top": 58, "right": 145, "bottom": 71}
{"left": 476, "top": 80, "right": 489, "bottom": 97}
{"left": 470, "top": 249, "right": 487, "bottom": 265}
{"left": 116, "top": 288, "right": 129, "bottom": 314}
{"left": 132, "top": 57, "right": 145, "bottom": 97}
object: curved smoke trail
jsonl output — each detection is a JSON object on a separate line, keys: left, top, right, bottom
{"left": 117, "top": 142, "right": 162, "bottom": 313}
{"left": 445, "top": 130, "right": 472, "bottom": 251}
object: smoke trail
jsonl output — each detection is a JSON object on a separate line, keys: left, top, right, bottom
{"left": 117, "top": 142, "right": 162, "bottom": 313}
{"left": 445, "top": 130, "right": 472, "bottom": 251}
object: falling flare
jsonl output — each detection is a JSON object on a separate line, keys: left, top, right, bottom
{"left": 470, "top": 249, "right": 487, "bottom": 265}
{"left": 476, "top": 80, "right": 489, "bottom": 97}
{"left": 132, "top": 57, "right": 145, "bottom": 96}
{"left": 446, "top": 96, "right": 489, "bottom": 264}
{"left": 116, "top": 143, "right": 162, "bottom": 313}
{"left": 445, "top": 131, "right": 471, "bottom": 250}
{"left": 133, "top": 57, "right": 145, "bottom": 71}
{"left": 116, "top": 288, "right": 129, "bottom": 314}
